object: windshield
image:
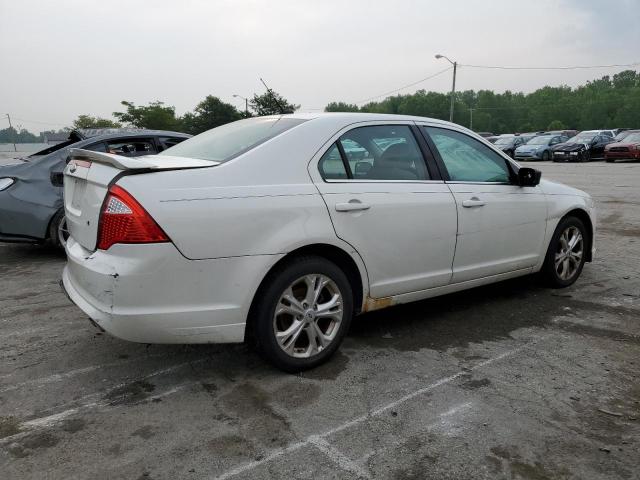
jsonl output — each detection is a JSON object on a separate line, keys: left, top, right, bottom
{"left": 568, "top": 133, "right": 596, "bottom": 143}
{"left": 526, "top": 136, "right": 551, "bottom": 145}
{"left": 161, "top": 117, "right": 306, "bottom": 162}
{"left": 494, "top": 137, "right": 513, "bottom": 145}
{"left": 624, "top": 133, "right": 640, "bottom": 143}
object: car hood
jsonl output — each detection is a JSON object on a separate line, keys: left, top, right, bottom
{"left": 539, "top": 179, "right": 590, "bottom": 198}
{"left": 516, "top": 144, "right": 542, "bottom": 151}
{"left": 606, "top": 141, "right": 640, "bottom": 149}
{"left": 553, "top": 142, "right": 588, "bottom": 152}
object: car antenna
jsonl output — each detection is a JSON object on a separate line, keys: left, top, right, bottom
{"left": 259, "top": 77, "right": 287, "bottom": 115}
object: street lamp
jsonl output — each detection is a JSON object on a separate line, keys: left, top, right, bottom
{"left": 435, "top": 54, "right": 457, "bottom": 123}
{"left": 233, "top": 94, "right": 249, "bottom": 116}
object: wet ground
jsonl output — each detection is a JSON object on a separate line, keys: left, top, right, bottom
{"left": 1, "top": 161, "right": 639, "bottom": 479}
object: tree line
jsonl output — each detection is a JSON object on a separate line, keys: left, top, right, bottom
{"left": 0, "top": 90, "right": 297, "bottom": 143}
{"left": 3, "top": 70, "right": 638, "bottom": 144}
{"left": 326, "top": 70, "right": 640, "bottom": 133}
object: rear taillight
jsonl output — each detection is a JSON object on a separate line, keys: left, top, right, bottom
{"left": 97, "top": 185, "right": 169, "bottom": 250}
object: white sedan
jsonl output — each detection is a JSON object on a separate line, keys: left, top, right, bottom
{"left": 62, "top": 113, "right": 595, "bottom": 371}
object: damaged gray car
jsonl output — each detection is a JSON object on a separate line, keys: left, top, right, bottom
{"left": 0, "top": 129, "right": 190, "bottom": 249}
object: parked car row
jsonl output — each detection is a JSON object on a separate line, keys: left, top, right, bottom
{"left": 483, "top": 128, "right": 639, "bottom": 163}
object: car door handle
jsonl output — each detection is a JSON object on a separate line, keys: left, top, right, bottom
{"left": 462, "top": 197, "right": 486, "bottom": 208}
{"left": 335, "top": 201, "right": 371, "bottom": 212}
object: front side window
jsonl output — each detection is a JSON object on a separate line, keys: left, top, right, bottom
{"left": 162, "top": 117, "right": 306, "bottom": 163}
{"left": 425, "top": 127, "right": 511, "bottom": 183}
{"left": 338, "top": 125, "right": 428, "bottom": 180}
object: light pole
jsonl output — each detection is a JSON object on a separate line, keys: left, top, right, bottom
{"left": 233, "top": 94, "right": 249, "bottom": 117}
{"left": 5, "top": 114, "right": 17, "bottom": 152}
{"left": 435, "top": 54, "right": 457, "bottom": 123}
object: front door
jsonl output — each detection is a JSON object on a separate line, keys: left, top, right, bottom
{"left": 421, "top": 126, "right": 548, "bottom": 284}
{"left": 311, "top": 124, "right": 458, "bottom": 298}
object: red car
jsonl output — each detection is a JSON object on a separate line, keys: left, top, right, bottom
{"left": 604, "top": 130, "right": 640, "bottom": 163}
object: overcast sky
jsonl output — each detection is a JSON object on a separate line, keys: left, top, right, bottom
{"left": 1, "top": 0, "right": 639, "bottom": 133}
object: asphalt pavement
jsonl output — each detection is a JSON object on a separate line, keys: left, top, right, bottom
{"left": 1, "top": 160, "right": 639, "bottom": 479}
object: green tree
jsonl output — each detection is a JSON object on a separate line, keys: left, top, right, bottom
{"left": 547, "top": 120, "right": 567, "bottom": 130}
{"left": 249, "top": 91, "right": 298, "bottom": 116}
{"left": 113, "top": 101, "right": 182, "bottom": 130}
{"left": 72, "top": 115, "right": 122, "bottom": 129}
{"left": 180, "top": 96, "right": 241, "bottom": 134}
{"left": 325, "top": 102, "right": 360, "bottom": 112}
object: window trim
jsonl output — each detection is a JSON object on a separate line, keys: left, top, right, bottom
{"left": 419, "top": 125, "right": 519, "bottom": 185}
{"left": 317, "top": 123, "right": 435, "bottom": 183}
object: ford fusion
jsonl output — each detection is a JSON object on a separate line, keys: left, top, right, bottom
{"left": 62, "top": 114, "right": 596, "bottom": 372}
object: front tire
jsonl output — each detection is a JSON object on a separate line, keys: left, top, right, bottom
{"left": 541, "top": 216, "right": 588, "bottom": 288}
{"left": 250, "top": 256, "right": 354, "bottom": 372}
{"left": 542, "top": 151, "right": 550, "bottom": 161}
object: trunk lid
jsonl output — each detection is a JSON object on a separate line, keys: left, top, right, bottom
{"left": 64, "top": 148, "right": 216, "bottom": 251}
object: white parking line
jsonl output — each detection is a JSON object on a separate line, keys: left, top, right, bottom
{"left": 211, "top": 342, "right": 531, "bottom": 480}
{"left": 309, "top": 435, "right": 370, "bottom": 479}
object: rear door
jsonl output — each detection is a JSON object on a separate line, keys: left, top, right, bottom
{"left": 310, "top": 122, "right": 458, "bottom": 298}
{"left": 421, "top": 125, "right": 548, "bottom": 283}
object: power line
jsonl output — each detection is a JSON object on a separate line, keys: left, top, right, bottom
{"left": 460, "top": 62, "right": 640, "bottom": 71}
{"left": 355, "top": 66, "right": 452, "bottom": 105}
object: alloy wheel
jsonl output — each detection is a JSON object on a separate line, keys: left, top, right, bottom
{"left": 555, "top": 226, "right": 583, "bottom": 281}
{"left": 273, "top": 274, "right": 343, "bottom": 358}
{"left": 57, "top": 216, "right": 69, "bottom": 248}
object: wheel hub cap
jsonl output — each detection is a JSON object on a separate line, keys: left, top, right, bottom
{"left": 273, "top": 274, "right": 343, "bottom": 359}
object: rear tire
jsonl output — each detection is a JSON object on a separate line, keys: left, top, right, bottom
{"left": 48, "top": 210, "right": 68, "bottom": 250}
{"left": 249, "top": 256, "right": 354, "bottom": 372}
{"left": 540, "top": 216, "right": 588, "bottom": 288}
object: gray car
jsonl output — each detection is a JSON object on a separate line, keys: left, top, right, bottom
{"left": 0, "top": 129, "right": 190, "bottom": 248}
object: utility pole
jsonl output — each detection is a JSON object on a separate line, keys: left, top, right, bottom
{"left": 435, "top": 54, "right": 458, "bottom": 123}
{"left": 5, "top": 114, "right": 17, "bottom": 152}
{"left": 469, "top": 107, "right": 473, "bottom": 130}
{"left": 232, "top": 94, "right": 249, "bottom": 116}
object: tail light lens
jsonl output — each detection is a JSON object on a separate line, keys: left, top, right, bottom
{"left": 97, "top": 185, "right": 169, "bottom": 250}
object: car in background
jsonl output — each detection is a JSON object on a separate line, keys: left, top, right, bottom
{"left": 476, "top": 132, "right": 495, "bottom": 138}
{"left": 515, "top": 134, "right": 568, "bottom": 161}
{"left": 493, "top": 135, "right": 528, "bottom": 158}
{"left": 60, "top": 113, "right": 595, "bottom": 371}
{"left": 552, "top": 130, "right": 615, "bottom": 162}
{"left": 546, "top": 130, "right": 578, "bottom": 139}
{"left": 0, "top": 130, "right": 190, "bottom": 249}
{"left": 604, "top": 131, "right": 640, "bottom": 163}
{"left": 613, "top": 129, "right": 640, "bottom": 142}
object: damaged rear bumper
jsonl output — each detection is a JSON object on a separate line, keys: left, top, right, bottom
{"left": 61, "top": 238, "right": 280, "bottom": 344}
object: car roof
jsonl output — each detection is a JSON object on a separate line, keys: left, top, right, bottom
{"left": 268, "top": 112, "right": 462, "bottom": 129}
{"left": 82, "top": 130, "right": 191, "bottom": 142}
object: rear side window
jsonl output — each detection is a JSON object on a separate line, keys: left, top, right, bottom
{"left": 318, "top": 144, "right": 348, "bottom": 179}
{"left": 318, "top": 125, "right": 429, "bottom": 181}
{"left": 161, "top": 117, "right": 306, "bottom": 163}
{"left": 106, "top": 138, "right": 157, "bottom": 157}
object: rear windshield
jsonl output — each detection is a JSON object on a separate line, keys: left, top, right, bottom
{"left": 160, "top": 117, "right": 306, "bottom": 163}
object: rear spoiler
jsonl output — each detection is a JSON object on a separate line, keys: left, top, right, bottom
{"left": 68, "top": 148, "right": 218, "bottom": 171}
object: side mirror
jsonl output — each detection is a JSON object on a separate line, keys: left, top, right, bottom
{"left": 50, "top": 171, "right": 64, "bottom": 187}
{"left": 518, "top": 167, "right": 541, "bottom": 187}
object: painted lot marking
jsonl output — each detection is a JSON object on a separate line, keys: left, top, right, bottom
{"left": 212, "top": 342, "right": 533, "bottom": 480}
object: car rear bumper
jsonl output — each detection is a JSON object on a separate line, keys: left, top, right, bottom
{"left": 62, "top": 238, "right": 282, "bottom": 344}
